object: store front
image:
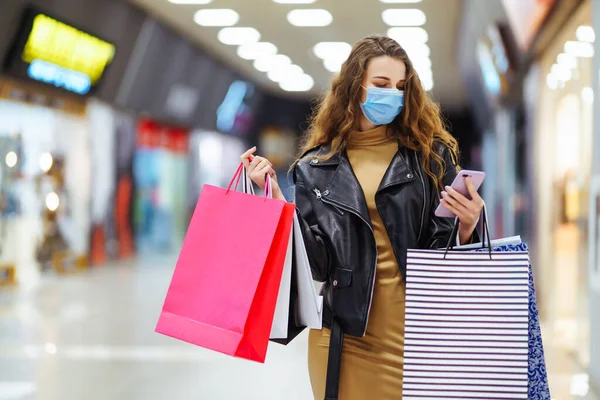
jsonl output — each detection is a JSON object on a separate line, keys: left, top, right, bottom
{"left": 132, "top": 119, "right": 190, "bottom": 254}
{"left": 529, "top": 0, "right": 594, "bottom": 367}
{"left": 0, "top": 78, "right": 92, "bottom": 283}
{"left": 0, "top": 4, "right": 132, "bottom": 280}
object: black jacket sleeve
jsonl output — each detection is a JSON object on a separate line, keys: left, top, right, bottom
{"left": 293, "top": 167, "right": 334, "bottom": 283}
{"left": 424, "top": 144, "right": 480, "bottom": 250}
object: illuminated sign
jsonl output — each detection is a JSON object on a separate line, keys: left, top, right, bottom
{"left": 28, "top": 59, "right": 91, "bottom": 94}
{"left": 477, "top": 24, "right": 515, "bottom": 99}
{"left": 502, "top": 0, "right": 556, "bottom": 50}
{"left": 20, "top": 13, "right": 115, "bottom": 92}
{"left": 477, "top": 40, "right": 502, "bottom": 97}
{"left": 217, "top": 81, "right": 254, "bottom": 135}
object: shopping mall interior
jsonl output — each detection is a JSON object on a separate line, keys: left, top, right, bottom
{"left": 1, "top": 0, "right": 600, "bottom": 399}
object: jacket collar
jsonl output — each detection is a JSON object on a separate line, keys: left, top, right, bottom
{"left": 307, "top": 143, "right": 416, "bottom": 220}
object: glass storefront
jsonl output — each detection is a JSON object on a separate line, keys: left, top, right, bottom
{"left": 133, "top": 119, "right": 190, "bottom": 254}
{"left": 530, "top": 0, "right": 594, "bottom": 366}
{"left": 0, "top": 79, "right": 92, "bottom": 283}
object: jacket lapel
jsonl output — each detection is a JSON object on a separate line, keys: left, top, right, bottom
{"left": 378, "top": 147, "right": 416, "bottom": 192}
{"left": 322, "top": 155, "right": 371, "bottom": 222}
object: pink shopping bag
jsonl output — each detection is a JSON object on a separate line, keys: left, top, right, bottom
{"left": 156, "top": 164, "right": 295, "bottom": 363}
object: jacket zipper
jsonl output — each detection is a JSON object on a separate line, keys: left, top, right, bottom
{"left": 414, "top": 152, "right": 426, "bottom": 243}
{"left": 313, "top": 188, "right": 345, "bottom": 216}
{"left": 314, "top": 188, "right": 377, "bottom": 337}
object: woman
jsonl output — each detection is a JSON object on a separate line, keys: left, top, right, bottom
{"left": 241, "top": 35, "right": 484, "bottom": 400}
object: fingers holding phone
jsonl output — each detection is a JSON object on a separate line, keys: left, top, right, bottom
{"left": 440, "top": 177, "right": 485, "bottom": 227}
{"left": 435, "top": 170, "right": 485, "bottom": 219}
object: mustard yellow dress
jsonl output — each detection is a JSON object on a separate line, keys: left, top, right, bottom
{"left": 308, "top": 125, "right": 406, "bottom": 399}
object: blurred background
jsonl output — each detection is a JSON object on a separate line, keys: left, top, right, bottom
{"left": 0, "top": 0, "right": 599, "bottom": 398}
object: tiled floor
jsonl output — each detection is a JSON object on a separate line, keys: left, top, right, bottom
{"left": 0, "top": 255, "right": 597, "bottom": 400}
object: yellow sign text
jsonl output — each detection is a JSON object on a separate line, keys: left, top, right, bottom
{"left": 22, "top": 14, "right": 116, "bottom": 85}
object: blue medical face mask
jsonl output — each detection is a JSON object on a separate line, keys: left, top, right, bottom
{"left": 360, "top": 86, "right": 405, "bottom": 126}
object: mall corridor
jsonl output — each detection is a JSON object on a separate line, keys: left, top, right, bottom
{"left": 2, "top": 0, "right": 600, "bottom": 398}
{"left": 0, "top": 257, "right": 597, "bottom": 400}
{"left": 0, "top": 257, "right": 316, "bottom": 400}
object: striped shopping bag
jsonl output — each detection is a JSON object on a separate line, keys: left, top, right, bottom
{"left": 474, "top": 241, "right": 551, "bottom": 400}
{"left": 403, "top": 245, "right": 531, "bottom": 399}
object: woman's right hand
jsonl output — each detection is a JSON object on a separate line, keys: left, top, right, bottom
{"left": 240, "top": 147, "right": 281, "bottom": 195}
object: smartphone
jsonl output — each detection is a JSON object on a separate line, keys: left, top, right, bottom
{"left": 434, "top": 169, "right": 486, "bottom": 218}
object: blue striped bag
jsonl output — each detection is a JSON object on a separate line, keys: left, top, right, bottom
{"left": 475, "top": 242, "right": 551, "bottom": 400}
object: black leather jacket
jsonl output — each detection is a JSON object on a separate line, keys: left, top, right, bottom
{"left": 292, "top": 141, "right": 464, "bottom": 337}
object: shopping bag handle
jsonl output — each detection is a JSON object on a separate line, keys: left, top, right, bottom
{"left": 242, "top": 166, "right": 256, "bottom": 196}
{"left": 264, "top": 172, "right": 273, "bottom": 199}
{"left": 226, "top": 163, "right": 245, "bottom": 194}
{"left": 443, "top": 201, "right": 492, "bottom": 259}
{"left": 228, "top": 162, "right": 273, "bottom": 199}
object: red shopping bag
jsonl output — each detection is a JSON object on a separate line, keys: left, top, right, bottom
{"left": 155, "top": 164, "right": 295, "bottom": 363}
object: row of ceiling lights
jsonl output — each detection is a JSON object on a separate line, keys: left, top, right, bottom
{"left": 546, "top": 25, "right": 595, "bottom": 97}
{"left": 169, "top": 0, "right": 424, "bottom": 3}
{"left": 168, "top": 0, "right": 432, "bottom": 92}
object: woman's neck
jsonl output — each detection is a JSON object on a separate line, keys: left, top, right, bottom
{"left": 358, "top": 114, "right": 377, "bottom": 132}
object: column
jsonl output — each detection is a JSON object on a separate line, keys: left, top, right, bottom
{"left": 588, "top": 0, "right": 600, "bottom": 390}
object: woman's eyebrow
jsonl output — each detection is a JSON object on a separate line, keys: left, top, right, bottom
{"left": 372, "top": 76, "right": 391, "bottom": 81}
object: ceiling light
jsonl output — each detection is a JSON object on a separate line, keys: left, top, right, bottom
{"left": 237, "top": 42, "right": 278, "bottom": 60}
{"left": 421, "top": 75, "right": 434, "bottom": 91}
{"left": 46, "top": 192, "right": 60, "bottom": 212}
{"left": 194, "top": 9, "right": 239, "bottom": 27}
{"left": 274, "top": 0, "right": 316, "bottom": 3}
{"left": 570, "top": 373, "right": 590, "bottom": 397}
{"left": 546, "top": 73, "right": 558, "bottom": 90}
{"left": 582, "top": 86, "right": 594, "bottom": 104}
{"left": 387, "top": 27, "right": 429, "bottom": 44}
{"left": 557, "top": 53, "right": 577, "bottom": 69}
{"left": 415, "top": 65, "right": 432, "bottom": 78}
{"left": 411, "top": 56, "right": 432, "bottom": 70}
{"left": 39, "top": 152, "right": 53, "bottom": 172}
{"left": 323, "top": 58, "right": 344, "bottom": 72}
{"left": 576, "top": 25, "right": 595, "bottom": 43}
{"left": 287, "top": 9, "right": 333, "bottom": 27}
{"left": 218, "top": 27, "right": 261, "bottom": 45}
{"left": 404, "top": 43, "right": 431, "bottom": 59}
{"left": 551, "top": 63, "right": 572, "bottom": 81}
{"left": 380, "top": 0, "right": 422, "bottom": 2}
{"left": 313, "top": 42, "right": 352, "bottom": 60}
{"left": 414, "top": 65, "right": 433, "bottom": 78}
{"left": 267, "top": 64, "right": 304, "bottom": 82}
{"left": 564, "top": 41, "right": 594, "bottom": 58}
{"left": 254, "top": 54, "right": 292, "bottom": 72}
{"left": 415, "top": 64, "right": 432, "bottom": 78}
{"left": 5, "top": 151, "right": 17, "bottom": 168}
{"left": 169, "top": 0, "right": 213, "bottom": 4}
{"left": 382, "top": 9, "right": 426, "bottom": 26}
{"left": 279, "top": 73, "right": 314, "bottom": 92}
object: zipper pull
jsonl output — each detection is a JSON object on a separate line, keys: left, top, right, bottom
{"left": 313, "top": 188, "right": 322, "bottom": 200}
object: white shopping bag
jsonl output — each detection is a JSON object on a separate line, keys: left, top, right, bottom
{"left": 451, "top": 235, "right": 522, "bottom": 250}
{"left": 270, "top": 227, "right": 294, "bottom": 339}
{"left": 293, "top": 214, "right": 323, "bottom": 329}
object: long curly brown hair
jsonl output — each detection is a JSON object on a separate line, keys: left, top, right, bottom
{"left": 298, "top": 34, "right": 460, "bottom": 191}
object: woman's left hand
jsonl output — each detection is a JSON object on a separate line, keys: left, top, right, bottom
{"left": 440, "top": 176, "right": 484, "bottom": 242}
